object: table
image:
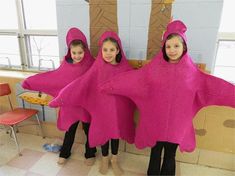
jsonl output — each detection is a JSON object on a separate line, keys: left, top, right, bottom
{"left": 19, "top": 92, "right": 52, "bottom": 121}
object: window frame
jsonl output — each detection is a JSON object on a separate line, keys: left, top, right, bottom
{"left": 0, "top": 0, "right": 58, "bottom": 72}
{"left": 213, "top": 32, "right": 235, "bottom": 83}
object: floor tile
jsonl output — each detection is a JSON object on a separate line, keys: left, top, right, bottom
{"left": 7, "top": 149, "right": 44, "bottom": 170}
{"left": 29, "top": 152, "right": 61, "bottom": 176}
{"left": 0, "top": 165, "right": 26, "bottom": 176}
{"left": 57, "top": 159, "right": 92, "bottom": 176}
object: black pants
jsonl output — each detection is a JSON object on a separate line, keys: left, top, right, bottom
{"left": 59, "top": 121, "right": 97, "bottom": 159}
{"left": 101, "top": 139, "right": 119, "bottom": 156}
{"left": 147, "top": 141, "right": 178, "bottom": 176}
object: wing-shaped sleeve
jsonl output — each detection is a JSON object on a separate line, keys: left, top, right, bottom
{"left": 49, "top": 71, "right": 92, "bottom": 108}
{"left": 195, "top": 72, "right": 235, "bottom": 108}
{"left": 22, "top": 71, "right": 57, "bottom": 97}
{"left": 100, "top": 69, "right": 149, "bottom": 103}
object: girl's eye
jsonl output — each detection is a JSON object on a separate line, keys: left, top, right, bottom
{"left": 103, "top": 48, "right": 107, "bottom": 52}
{"left": 110, "top": 48, "right": 115, "bottom": 52}
{"left": 72, "top": 52, "right": 76, "bottom": 55}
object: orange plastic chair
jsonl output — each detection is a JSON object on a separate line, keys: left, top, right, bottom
{"left": 0, "top": 83, "right": 44, "bottom": 156}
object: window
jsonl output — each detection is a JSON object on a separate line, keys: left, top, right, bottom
{"left": 23, "top": 0, "right": 57, "bottom": 30}
{"left": 218, "top": 0, "right": 235, "bottom": 33}
{"left": 0, "top": 0, "right": 18, "bottom": 29}
{"left": 0, "top": 35, "right": 21, "bottom": 68}
{"left": 0, "top": 0, "right": 59, "bottom": 71}
{"left": 26, "top": 36, "right": 60, "bottom": 69}
{"left": 214, "top": 0, "right": 235, "bottom": 83}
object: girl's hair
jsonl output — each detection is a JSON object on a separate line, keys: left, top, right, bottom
{"left": 70, "top": 39, "right": 86, "bottom": 50}
{"left": 162, "top": 34, "right": 187, "bottom": 62}
{"left": 103, "top": 37, "right": 122, "bottom": 63}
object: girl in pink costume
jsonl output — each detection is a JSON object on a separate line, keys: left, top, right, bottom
{"left": 49, "top": 31, "right": 136, "bottom": 176}
{"left": 22, "top": 28, "right": 96, "bottom": 165}
{"left": 100, "top": 20, "right": 235, "bottom": 176}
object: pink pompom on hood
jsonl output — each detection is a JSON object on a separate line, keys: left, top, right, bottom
{"left": 22, "top": 27, "right": 94, "bottom": 130}
{"left": 162, "top": 20, "right": 187, "bottom": 43}
{"left": 100, "top": 20, "right": 235, "bottom": 152}
{"left": 49, "top": 31, "right": 136, "bottom": 147}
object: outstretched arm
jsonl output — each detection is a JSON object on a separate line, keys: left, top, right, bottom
{"left": 49, "top": 73, "right": 91, "bottom": 108}
{"left": 195, "top": 72, "right": 235, "bottom": 108}
{"left": 22, "top": 71, "right": 58, "bottom": 97}
{"left": 100, "top": 69, "right": 149, "bottom": 103}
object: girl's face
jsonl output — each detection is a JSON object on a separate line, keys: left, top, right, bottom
{"left": 102, "top": 41, "right": 119, "bottom": 65}
{"left": 70, "top": 45, "right": 85, "bottom": 63}
{"left": 165, "top": 36, "right": 184, "bottom": 63}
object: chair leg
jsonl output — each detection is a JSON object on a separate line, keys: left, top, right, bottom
{"left": 10, "top": 126, "right": 22, "bottom": 156}
{"left": 35, "top": 114, "right": 45, "bottom": 138}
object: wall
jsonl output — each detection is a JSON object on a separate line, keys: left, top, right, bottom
{"left": 56, "top": 0, "right": 173, "bottom": 59}
{"left": 56, "top": 0, "right": 223, "bottom": 71}
{"left": 172, "top": 0, "right": 223, "bottom": 71}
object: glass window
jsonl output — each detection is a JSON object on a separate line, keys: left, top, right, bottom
{"left": 214, "top": 66, "right": 235, "bottom": 83}
{"left": 0, "top": 35, "right": 21, "bottom": 68}
{"left": 22, "top": 0, "right": 57, "bottom": 30}
{"left": 214, "top": 41, "right": 235, "bottom": 83}
{"left": 214, "top": 0, "right": 235, "bottom": 83}
{"left": 215, "top": 41, "right": 235, "bottom": 66}
{"left": 26, "top": 36, "right": 60, "bottom": 70}
{"left": 219, "top": 0, "right": 235, "bottom": 32}
{"left": 0, "top": 0, "right": 18, "bottom": 29}
{"left": 0, "top": 0, "right": 58, "bottom": 71}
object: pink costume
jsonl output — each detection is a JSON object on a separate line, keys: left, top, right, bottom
{"left": 49, "top": 31, "right": 136, "bottom": 147}
{"left": 100, "top": 20, "right": 235, "bottom": 152}
{"left": 22, "top": 28, "right": 94, "bottom": 130}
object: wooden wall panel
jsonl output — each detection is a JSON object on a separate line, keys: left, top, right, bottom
{"left": 147, "top": 0, "right": 174, "bottom": 59}
{"left": 89, "top": 0, "right": 118, "bottom": 57}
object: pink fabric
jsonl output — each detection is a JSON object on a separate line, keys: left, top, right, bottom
{"left": 22, "top": 28, "right": 94, "bottom": 130}
{"left": 163, "top": 20, "right": 187, "bottom": 43}
{"left": 49, "top": 31, "right": 136, "bottom": 147}
{"left": 100, "top": 20, "right": 235, "bottom": 152}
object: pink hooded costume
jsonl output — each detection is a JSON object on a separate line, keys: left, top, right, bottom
{"left": 22, "top": 28, "right": 94, "bottom": 130}
{"left": 49, "top": 31, "right": 136, "bottom": 147}
{"left": 100, "top": 20, "right": 235, "bottom": 152}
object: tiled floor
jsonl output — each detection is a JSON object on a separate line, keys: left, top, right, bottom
{"left": 0, "top": 131, "right": 234, "bottom": 176}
